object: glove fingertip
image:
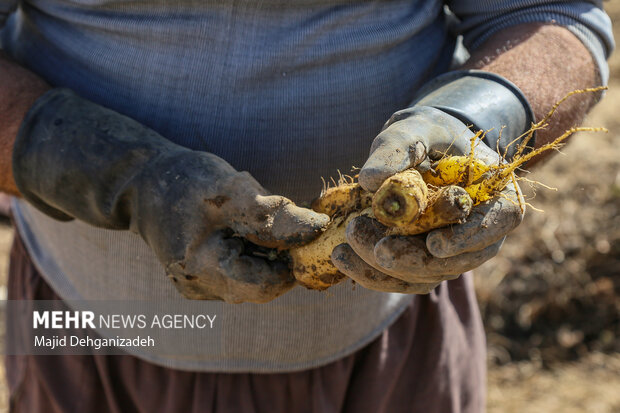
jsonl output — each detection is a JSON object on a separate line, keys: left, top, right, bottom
{"left": 345, "top": 215, "right": 386, "bottom": 243}
{"left": 425, "top": 231, "right": 454, "bottom": 259}
{"left": 284, "top": 207, "right": 331, "bottom": 246}
{"left": 242, "top": 198, "right": 330, "bottom": 249}
{"left": 358, "top": 166, "right": 390, "bottom": 193}
{"left": 359, "top": 138, "right": 426, "bottom": 192}
{"left": 330, "top": 243, "right": 355, "bottom": 272}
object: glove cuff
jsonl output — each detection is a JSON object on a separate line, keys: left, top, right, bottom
{"left": 13, "top": 88, "right": 77, "bottom": 221}
{"left": 12, "top": 87, "right": 185, "bottom": 227}
{"left": 411, "top": 70, "right": 536, "bottom": 160}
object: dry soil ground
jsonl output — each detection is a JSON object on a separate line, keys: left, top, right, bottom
{"left": 480, "top": 1, "right": 620, "bottom": 410}
{"left": 1, "top": 3, "right": 619, "bottom": 413}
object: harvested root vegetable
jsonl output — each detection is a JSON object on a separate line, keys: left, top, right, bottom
{"left": 290, "top": 209, "right": 369, "bottom": 290}
{"left": 289, "top": 177, "right": 374, "bottom": 290}
{"left": 290, "top": 175, "right": 472, "bottom": 290}
{"left": 288, "top": 87, "right": 607, "bottom": 291}
{"left": 311, "top": 182, "right": 372, "bottom": 216}
{"left": 386, "top": 185, "right": 473, "bottom": 236}
{"left": 423, "top": 157, "right": 489, "bottom": 187}
{"left": 372, "top": 169, "right": 428, "bottom": 227}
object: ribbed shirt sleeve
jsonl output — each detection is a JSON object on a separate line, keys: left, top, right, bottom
{"left": 447, "top": 1, "right": 615, "bottom": 84}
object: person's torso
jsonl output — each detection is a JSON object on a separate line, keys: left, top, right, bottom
{"left": 3, "top": 0, "right": 454, "bottom": 201}
{"left": 3, "top": 0, "right": 474, "bottom": 372}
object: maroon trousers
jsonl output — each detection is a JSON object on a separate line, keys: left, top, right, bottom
{"left": 6, "top": 230, "right": 486, "bottom": 413}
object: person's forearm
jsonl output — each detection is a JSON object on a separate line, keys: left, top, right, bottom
{"left": 0, "top": 50, "right": 50, "bottom": 195}
{"left": 462, "top": 23, "right": 600, "bottom": 166}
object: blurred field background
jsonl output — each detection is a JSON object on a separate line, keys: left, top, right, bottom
{"left": 0, "top": 3, "right": 619, "bottom": 412}
{"left": 479, "top": 1, "right": 620, "bottom": 410}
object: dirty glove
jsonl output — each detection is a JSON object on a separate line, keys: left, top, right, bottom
{"left": 13, "top": 89, "right": 329, "bottom": 303}
{"left": 332, "top": 70, "right": 535, "bottom": 293}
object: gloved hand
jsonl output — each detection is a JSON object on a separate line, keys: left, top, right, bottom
{"left": 332, "top": 71, "right": 535, "bottom": 293}
{"left": 12, "top": 89, "right": 330, "bottom": 303}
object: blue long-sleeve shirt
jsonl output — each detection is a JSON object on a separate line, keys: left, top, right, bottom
{"left": 1, "top": 0, "right": 613, "bottom": 372}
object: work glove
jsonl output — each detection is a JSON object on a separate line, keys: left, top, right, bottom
{"left": 13, "top": 89, "right": 329, "bottom": 303}
{"left": 332, "top": 70, "right": 535, "bottom": 293}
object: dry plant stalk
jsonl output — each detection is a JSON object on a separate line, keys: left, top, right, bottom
{"left": 290, "top": 87, "right": 607, "bottom": 290}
